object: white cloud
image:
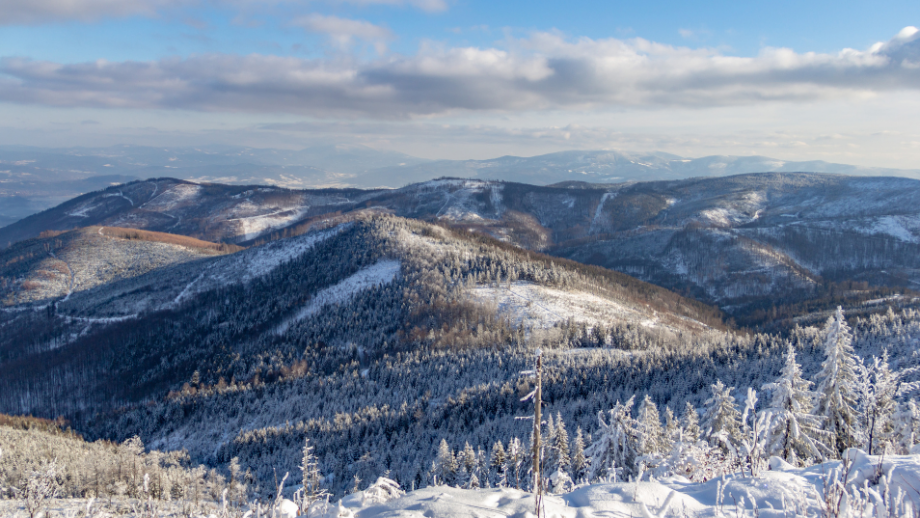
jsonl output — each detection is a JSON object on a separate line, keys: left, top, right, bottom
{"left": 0, "top": 0, "right": 446, "bottom": 24}
{"left": 294, "top": 14, "right": 393, "bottom": 53}
{"left": 0, "top": 28, "right": 918, "bottom": 118}
{"left": 0, "top": 0, "right": 179, "bottom": 24}
{"left": 334, "top": 0, "right": 447, "bottom": 12}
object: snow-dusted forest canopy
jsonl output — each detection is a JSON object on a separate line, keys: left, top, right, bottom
{"left": 2, "top": 176, "right": 920, "bottom": 516}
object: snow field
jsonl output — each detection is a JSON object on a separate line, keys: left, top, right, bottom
{"left": 143, "top": 183, "right": 202, "bottom": 211}
{"left": 467, "top": 281, "right": 645, "bottom": 330}
{"left": 225, "top": 199, "right": 310, "bottom": 241}
{"left": 276, "top": 259, "right": 401, "bottom": 334}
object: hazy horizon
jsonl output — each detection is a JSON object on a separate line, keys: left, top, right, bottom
{"left": 1, "top": 1, "right": 918, "bottom": 169}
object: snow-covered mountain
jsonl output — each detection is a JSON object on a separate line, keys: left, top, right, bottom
{"left": 3, "top": 145, "right": 920, "bottom": 229}
{"left": 5, "top": 173, "right": 920, "bottom": 325}
{"left": 0, "top": 178, "right": 381, "bottom": 248}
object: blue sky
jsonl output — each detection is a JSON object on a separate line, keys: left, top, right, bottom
{"left": 1, "top": 0, "right": 919, "bottom": 166}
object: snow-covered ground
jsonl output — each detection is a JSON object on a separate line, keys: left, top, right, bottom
{"left": 143, "top": 183, "right": 202, "bottom": 211}
{"left": 409, "top": 179, "right": 504, "bottom": 222}
{"left": 337, "top": 451, "right": 920, "bottom": 518}
{"left": 3, "top": 451, "right": 917, "bottom": 517}
{"left": 225, "top": 197, "right": 311, "bottom": 241}
{"left": 276, "top": 259, "right": 401, "bottom": 334}
{"left": 467, "top": 281, "right": 647, "bottom": 330}
{"left": 801, "top": 214, "right": 920, "bottom": 243}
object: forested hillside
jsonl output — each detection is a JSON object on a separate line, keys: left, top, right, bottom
{"left": 4, "top": 173, "right": 920, "bottom": 329}
{"left": 0, "top": 215, "right": 721, "bottom": 413}
{"left": 2, "top": 214, "right": 918, "bottom": 500}
{"left": 0, "top": 226, "right": 237, "bottom": 306}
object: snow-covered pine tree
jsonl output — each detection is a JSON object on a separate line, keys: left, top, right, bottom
{"left": 299, "top": 437, "right": 329, "bottom": 514}
{"left": 664, "top": 406, "right": 679, "bottom": 447}
{"left": 552, "top": 413, "right": 571, "bottom": 476}
{"left": 477, "top": 447, "right": 489, "bottom": 488}
{"left": 584, "top": 396, "right": 638, "bottom": 482}
{"left": 433, "top": 440, "right": 457, "bottom": 486}
{"left": 893, "top": 400, "right": 920, "bottom": 454}
{"left": 700, "top": 380, "right": 741, "bottom": 453}
{"left": 861, "top": 351, "right": 899, "bottom": 455}
{"left": 544, "top": 414, "right": 557, "bottom": 475}
{"left": 489, "top": 442, "right": 506, "bottom": 487}
{"left": 571, "top": 427, "right": 587, "bottom": 483}
{"left": 738, "top": 387, "right": 767, "bottom": 476}
{"left": 504, "top": 438, "right": 524, "bottom": 490}
{"left": 814, "top": 306, "right": 862, "bottom": 457}
{"left": 457, "top": 442, "right": 477, "bottom": 487}
{"left": 681, "top": 402, "right": 700, "bottom": 443}
{"left": 636, "top": 395, "right": 665, "bottom": 468}
{"left": 761, "top": 345, "right": 828, "bottom": 466}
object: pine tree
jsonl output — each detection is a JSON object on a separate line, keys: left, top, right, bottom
{"left": 552, "top": 413, "right": 571, "bottom": 475}
{"left": 892, "top": 400, "right": 920, "bottom": 454}
{"left": 433, "top": 440, "right": 457, "bottom": 486}
{"left": 738, "top": 387, "right": 768, "bottom": 476}
{"left": 299, "top": 437, "right": 329, "bottom": 514}
{"left": 544, "top": 414, "right": 557, "bottom": 474}
{"left": 663, "top": 406, "right": 679, "bottom": 448}
{"left": 489, "top": 442, "right": 506, "bottom": 486}
{"left": 700, "top": 380, "right": 741, "bottom": 452}
{"left": 457, "top": 442, "right": 477, "bottom": 486}
{"left": 571, "top": 427, "right": 587, "bottom": 483}
{"left": 814, "top": 307, "right": 862, "bottom": 457}
{"left": 504, "top": 438, "right": 524, "bottom": 489}
{"left": 636, "top": 395, "right": 665, "bottom": 457}
{"left": 761, "top": 346, "right": 828, "bottom": 465}
{"left": 584, "top": 397, "right": 638, "bottom": 482}
{"left": 861, "top": 351, "right": 899, "bottom": 455}
{"left": 681, "top": 402, "right": 700, "bottom": 443}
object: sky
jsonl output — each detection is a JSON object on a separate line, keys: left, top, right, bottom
{"left": 1, "top": 0, "right": 919, "bottom": 166}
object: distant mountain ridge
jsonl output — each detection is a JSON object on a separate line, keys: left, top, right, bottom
{"left": 361, "top": 150, "right": 920, "bottom": 186}
{"left": 3, "top": 144, "right": 919, "bottom": 227}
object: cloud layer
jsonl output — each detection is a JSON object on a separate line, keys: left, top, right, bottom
{"left": 1, "top": 28, "right": 918, "bottom": 118}
{"left": 0, "top": 0, "right": 446, "bottom": 24}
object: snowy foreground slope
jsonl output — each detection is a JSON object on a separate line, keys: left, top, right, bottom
{"left": 318, "top": 451, "right": 920, "bottom": 518}
{"left": 4, "top": 451, "right": 917, "bottom": 518}
{"left": 343, "top": 455, "right": 917, "bottom": 518}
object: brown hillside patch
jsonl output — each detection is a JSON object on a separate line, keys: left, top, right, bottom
{"left": 94, "top": 227, "right": 244, "bottom": 253}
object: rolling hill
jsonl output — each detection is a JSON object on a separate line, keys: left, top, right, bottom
{"left": 5, "top": 173, "right": 920, "bottom": 327}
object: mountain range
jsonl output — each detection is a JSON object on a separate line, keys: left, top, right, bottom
{"left": 3, "top": 169, "right": 920, "bottom": 498}
{"left": 3, "top": 144, "right": 919, "bottom": 228}
{"left": 3, "top": 173, "right": 918, "bottom": 326}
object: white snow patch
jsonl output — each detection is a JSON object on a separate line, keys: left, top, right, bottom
{"left": 589, "top": 192, "right": 617, "bottom": 233}
{"left": 102, "top": 192, "right": 133, "bottom": 206}
{"left": 143, "top": 183, "right": 202, "bottom": 211}
{"left": 227, "top": 207, "right": 308, "bottom": 240}
{"left": 468, "top": 281, "right": 635, "bottom": 330}
{"left": 866, "top": 215, "right": 919, "bottom": 242}
{"left": 276, "top": 259, "right": 400, "bottom": 334}
{"left": 227, "top": 225, "right": 349, "bottom": 284}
